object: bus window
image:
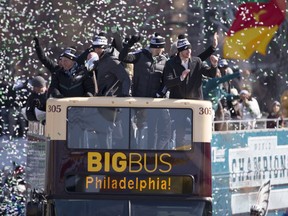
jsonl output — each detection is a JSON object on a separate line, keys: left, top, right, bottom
{"left": 67, "top": 107, "right": 192, "bottom": 150}
{"left": 54, "top": 199, "right": 127, "bottom": 216}
{"left": 131, "top": 200, "right": 208, "bottom": 216}
{"left": 131, "top": 108, "right": 192, "bottom": 150}
{"left": 67, "top": 107, "right": 130, "bottom": 149}
{"left": 53, "top": 199, "right": 209, "bottom": 216}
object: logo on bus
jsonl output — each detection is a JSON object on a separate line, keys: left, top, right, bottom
{"left": 87, "top": 152, "right": 172, "bottom": 173}
{"left": 63, "top": 152, "right": 195, "bottom": 194}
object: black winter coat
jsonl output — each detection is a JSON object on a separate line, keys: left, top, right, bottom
{"left": 163, "top": 55, "right": 217, "bottom": 100}
{"left": 48, "top": 64, "right": 95, "bottom": 98}
{"left": 25, "top": 91, "right": 47, "bottom": 121}
{"left": 96, "top": 50, "right": 131, "bottom": 97}
{"left": 119, "top": 47, "right": 167, "bottom": 97}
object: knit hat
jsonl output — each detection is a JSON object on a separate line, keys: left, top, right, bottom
{"left": 30, "top": 76, "right": 46, "bottom": 88}
{"left": 273, "top": 101, "right": 280, "bottom": 106}
{"left": 219, "top": 59, "right": 228, "bottom": 68}
{"left": 240, "top": 89, "right": 249, "bottom": 95}
{"left": 92, "top": 32, "right": 108, "bottom": 48}
{"left": 150, "top": 33, "right": 165, "bottom": 48}
{"left": 230, "top": 88, "right": 239, "bottom": 96}
{"left": 61, "top": 47, "right": 77, "bottom": 61}
{"left": 177, "top": 34, "right": 191, "bottom": 52}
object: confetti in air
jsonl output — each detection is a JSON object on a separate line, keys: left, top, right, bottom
{"left": 0, "top": 0, "right": 287, "bottom": 213}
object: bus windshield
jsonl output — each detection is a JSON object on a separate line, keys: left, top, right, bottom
{"left": 54, "top": 199, "right": 209, "bottom": 216}
{"left": 67, "top": 107, "right": 193, "bottom": 150}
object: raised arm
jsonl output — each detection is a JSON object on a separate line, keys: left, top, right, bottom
{"left": 118, "top": 35, "right": 141, "bottom": 63}
{"left": 33, "top": 37, "right": 59, "bottom": 73}
{"left": 197, "top": 32, "right": 218, "bottom": 61}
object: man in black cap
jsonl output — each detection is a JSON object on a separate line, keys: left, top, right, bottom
{"left": 163, "top": 34, "right": 218, "bottom": 100}
{"left": 90, "top": 33, "right": 131, "bottom": 97}
{"left": 22, "top": 76, "right": 48, "bottom": 123}
{"left": 48, "top": 47, "right": 96, "bottom": 98}
{"left": 71, "top": 32, "right": 131, "bottom": 149}
{"left": 119, "top": 33, "right": 167, "bottom": 97}
{"left": 119, "top": 33, "right": 171, "bottom": 150}
{"left": 77, "top": 32, "right": 130, "bottom": 97}
{"left": 163, "top": 35, "right": 218, "bottom": 147}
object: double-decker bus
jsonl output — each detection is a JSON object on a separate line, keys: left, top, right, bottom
{"left": 26, "top": 97, "right": 213, "bottom": 216}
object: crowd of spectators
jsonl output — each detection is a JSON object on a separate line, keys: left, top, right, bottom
{"left": 0, "top": 30, "right": 287, "bottom": 140}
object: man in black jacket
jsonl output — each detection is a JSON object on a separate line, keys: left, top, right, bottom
{"left": 119, "top": 33, "right": 171, "bottom": 149}
{"left": 23, "top": 76, "right": 47, "bottom": 123}
{"left": 74, "top": 33, "right": 131, "bottom": 149}
{"left": 119, "top": 33, "right": 167, "bottom": 98}
{"left": 163, "top": 34, "right": 218, "bottom": 100}
{"left": 34, "top": 36, "right": 98, "bottom": 75}
{"left": 163, "top": 35, "right": 218, "bottom": 147}
{"left": 90, "top": 33, "right": 131, "bottom": 97}
{"left": 48, "top": 48, "right": 95, "bottom": 98}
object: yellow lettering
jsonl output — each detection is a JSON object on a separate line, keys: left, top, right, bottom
{"left": 87, "top": 152, "right": 173, "bottom": 173}
{"left": 86, "top": 176, "right": 93, "bottom": 188}
{"left": 112, "top": 152, "right": 127, "bottom": 172}
{"left": 161, "top": 179, "right": 168, "bottom": 190}
{"left": 112, "top": 179, "right": 117, "bottom": 189}
{"left": 88, "top": 152, "right": 102, "bottom": 172}
{"left": 127, "top": 180, "right": 134, "bottom": 189}
{"left": 129, "top": 153, "right": 142, "bottom": 172}
{"left": 104, "top": 152, "right": 110, "bottom": 172}
{"left": 95, "top": 176, "right": 102, "bottom": 189}
{"left": 144, "top": 153, "right": 157, "bottom": 173}
{"left": 159, "top": 153, "right": 172, "bottom": 173}
{"left": 139, "top": 179, "right": 147, "bottom": 191}
{"left": 119, "top": 177, "right": 126, "bottom": 189}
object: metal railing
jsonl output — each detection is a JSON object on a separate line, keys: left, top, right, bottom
{"left": 212, "top": 118, "right": 288, "bottom": 132}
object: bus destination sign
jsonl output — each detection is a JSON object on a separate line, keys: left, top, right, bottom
{"left": 65, "top": 175, "right": 194, "bottom": 195}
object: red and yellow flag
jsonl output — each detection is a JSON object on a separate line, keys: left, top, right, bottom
{"left": 223, "top": 0, "right": 286, "bottom": 60}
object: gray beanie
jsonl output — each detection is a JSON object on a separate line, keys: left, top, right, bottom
{"left": 30, "top": 76, "right": 46, "bottom": 88}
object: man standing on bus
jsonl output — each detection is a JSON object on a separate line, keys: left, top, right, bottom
{"left": 163, "top": 34, "right": 218, "bottom": 147}
{"left": 163, "top": 34, "right": 218, "bottom": 100}
{"left": 119, "top": 33, "right": 171, "bottom": 149}
{"left": 73, "top": 32, "right": 131, "bottom": 148}
{"left": 48, "top": 48, "right": 95, "bottom": 98}
{"left": 84, "top": 32, "right": 131, "bottom": 97}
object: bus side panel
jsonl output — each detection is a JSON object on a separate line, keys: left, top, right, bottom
{"left": 211, "top": 129, "right": 288, "bottom": 215}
